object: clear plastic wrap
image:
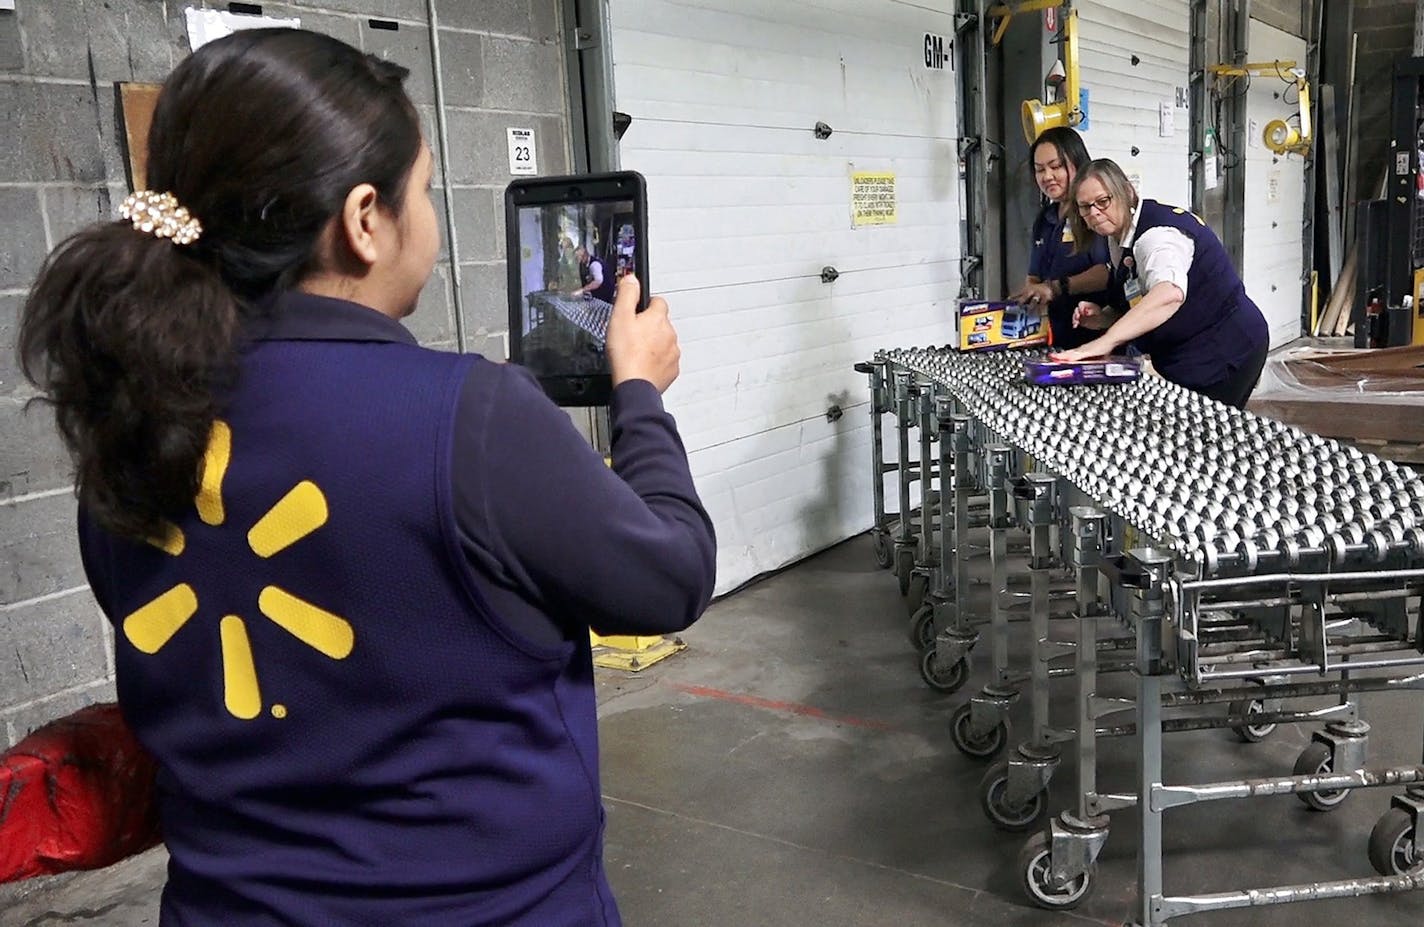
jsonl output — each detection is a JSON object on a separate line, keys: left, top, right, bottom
{"left": 1253, "top": 345, "right": 1424, "bottom": 402}
{"left": 1247, "top": 345, "right": 1424, "bottom": 444}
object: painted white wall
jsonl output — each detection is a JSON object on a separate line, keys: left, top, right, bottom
{"left": 609, "top": 0, "right": 960, "bottom": 593}
{"left": 1243, "top": 18, "right": 1308, "bottom": 347}
{"left": 1076, "top": 0, "right": 1192, "bottom": 205}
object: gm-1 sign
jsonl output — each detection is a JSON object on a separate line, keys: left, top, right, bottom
{"left": 924, "top": 32, "right": 951, "bottom": 70}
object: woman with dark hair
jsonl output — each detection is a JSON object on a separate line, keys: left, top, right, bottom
{"left": 19, "top": 28, "right": 714, "bottom": 926}
{"left": 1010, "top": 126, "right": 1111, "bottom": 348}
{"left": 1054, "top": 158, "right": 1270, "bottom": 408}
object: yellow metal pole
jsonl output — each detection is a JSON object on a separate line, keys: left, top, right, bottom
{"left": 1207, "top": 59, "right": 1298, "bottom": 77}
{"left": 988, "top": 0, "right": 1068, "bottom": 18}
{"left": 988, "top": 0, "right": 1067, "bottom": 47}
{"left": 1310, "top": 270, "right": 1319, "bottom": 336}
{"left": 1064, "top": 9, "right": 1080, "bottom": 124}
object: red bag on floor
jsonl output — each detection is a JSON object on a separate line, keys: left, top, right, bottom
{"left": 0, "top": 702, "right": 161, "bottom": 883}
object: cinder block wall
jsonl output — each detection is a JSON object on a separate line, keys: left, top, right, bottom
{"left": 1251, "top": 0, "right": 1308, "bottom": 38}
{"left": 0, "top": 0, "right": 570, "bottom": 746}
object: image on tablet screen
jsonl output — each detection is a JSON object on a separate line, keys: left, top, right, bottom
{"left": 515, "top": 200, "right": 637, "bottom": 378}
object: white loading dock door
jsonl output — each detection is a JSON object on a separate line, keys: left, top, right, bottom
{"left": 609, "top": 0, "right": 960, "bottom": 593}
{"left": 1243, "top": 19, "right": 1307, "bottom": 348}
{"left": 1076, "top": 0, "right": 1191, "bottom": 206}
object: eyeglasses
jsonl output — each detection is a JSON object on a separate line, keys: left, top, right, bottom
{"left": 1077, "top": 194, "right": 1114, "bottom": 216}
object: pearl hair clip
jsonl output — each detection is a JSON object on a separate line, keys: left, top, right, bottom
{"left": 119, "top": 190, "right": 203, "bottom": 246}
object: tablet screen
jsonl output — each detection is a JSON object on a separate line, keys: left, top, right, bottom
{"left": 514, "top": 199, "right": 638, "bottom": 380}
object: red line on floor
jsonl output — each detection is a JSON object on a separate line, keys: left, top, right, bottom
{"left": 666, "top": 682, "right": 901, "bottom": 732}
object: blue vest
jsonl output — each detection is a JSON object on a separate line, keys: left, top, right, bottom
{"left": 582, "top": 257, "right": 617, "bottom": 304}
{"left": 1113, "top": 200, "right": 1268, "bottom": 388}
{"left": 80, "top": 333, "right": 620, "bottom": 925}
{"left": 1029, "top": 202, "right": 1112, "bottom": 349}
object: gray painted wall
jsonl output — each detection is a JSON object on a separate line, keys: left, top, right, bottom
{"left": 0, "top": 0, "right": 571, "bottom": 747}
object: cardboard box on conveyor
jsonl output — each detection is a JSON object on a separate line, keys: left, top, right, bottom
{"left": 955, "top": 299, "right": 1048, "bottom": 352}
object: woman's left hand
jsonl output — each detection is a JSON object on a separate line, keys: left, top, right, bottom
{"left": 1050, "top": 338, "right": 1114, "bottom": 363}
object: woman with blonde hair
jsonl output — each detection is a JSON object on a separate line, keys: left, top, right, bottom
{"left": 1054, "top": 158, "right": 1269, "bottom": 408}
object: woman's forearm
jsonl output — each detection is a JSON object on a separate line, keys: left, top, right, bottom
{"left": 1067, "top": 263, "right": 1110, "bottom": 296}
{"left": 1099, "top": 282, "right": 1184, "bottom": 350}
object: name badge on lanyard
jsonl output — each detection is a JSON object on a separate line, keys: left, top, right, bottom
{"left": 1121, "top": 256, "right": 1145, "bottom": 309}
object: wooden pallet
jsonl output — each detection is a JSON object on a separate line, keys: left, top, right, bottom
{"left": 1347, "top": 439, "right": 1424, "bottom": 467}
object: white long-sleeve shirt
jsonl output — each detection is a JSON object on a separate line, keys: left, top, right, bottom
{"left": 1110, "top": 198, "right": 1196, "bottom": 298}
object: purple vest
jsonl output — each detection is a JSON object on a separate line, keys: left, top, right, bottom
{"left": 1114, "top": 200, "right": 1268, "bottom": 388}
{"left": 79, "top": 337, "right": 620, "bottom": 926}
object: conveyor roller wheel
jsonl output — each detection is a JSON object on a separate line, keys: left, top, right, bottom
{"left": 949, "top": 703, "right": 1008, "bottom": 759}
{"left": 919, "top": 648, "right": 967, "bottom": 694}
{"left": 908, "top": 603, "right": 936, "bottom": 651}
{"left": 872, "top": 530, "right": 894, "bottom": 569}
{"left": 1017, "top": 831, "right": 1094, "bottom": 910}
{"left": 1228, "top": 698, "right": 1277, "bottom": 743}
{"left": 905, "top": 572, "right": 929, "bottom": 616}
{"left": 1368, "top": 807, "right": 1422, "bottom": 876}
{"left": 980, "top": 761, "right": 1047, "bottom": 832}
{"left": 1293, "top": 742, "right": 1351, "bottom": 811}
{"left": 895, "top": 548, "right": 914, "bottom": 595}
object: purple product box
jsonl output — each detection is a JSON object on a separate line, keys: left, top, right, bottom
{"left": 1024, "top": 356, "right": 1142, "bottom": 386}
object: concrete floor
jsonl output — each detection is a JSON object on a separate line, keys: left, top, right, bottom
{"left": 5, "top": 534, "right": 1424, "bottom": 926}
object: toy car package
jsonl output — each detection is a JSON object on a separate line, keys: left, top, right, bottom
{"left": 955, "top": 299, "right": 1049, "bottom": 352}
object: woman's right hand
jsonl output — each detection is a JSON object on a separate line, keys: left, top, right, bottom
{"left": 606, "top": 274, "right": 680, "bottom": 393}
{"left": 1073, "top": 301, "right": 1111, "bottom": 330}
{"left": 1011, "top": 279, "right": 1053, "bottom": 306}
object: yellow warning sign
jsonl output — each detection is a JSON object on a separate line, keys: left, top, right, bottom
{"left": 851, "top": 172, "right": 897, "bottom": 227}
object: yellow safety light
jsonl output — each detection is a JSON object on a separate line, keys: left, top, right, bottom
{"left": 1022, "top": 99, "right": 1065, "bottom": 144}
{"left": 1021, "top": 9, "right": 1081, "bottom": 143}
{"left": 1263, "top": 72, "right": 1311, "bottom": 156}
{"left": 1263, "top": 120, "right": 1300, "bottom": 154}
{"left": 1208, "top": 62, "right": 1314, "bottom": 157}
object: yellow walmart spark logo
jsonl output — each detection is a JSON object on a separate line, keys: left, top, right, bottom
{"left": 121, "top": 421, "right": 354, "bottom": 721}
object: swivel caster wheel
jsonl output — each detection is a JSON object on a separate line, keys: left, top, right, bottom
{"left": 1018, "top": 831, "right": 1094, "bottom": 910}
{"left": 980, "top": 761, "right": 1047, "bottom": 832}
{"left": 1369, "top": 807, "right": 1423, "bottom": 876}
{"left": 949, "top": 702, "right": 1008, "bottom": 759}
{"left": 872, "top": 531, "right": 894, "bottom": 569}
{"left": 1228, "top": 698, "right": 1277, "bottom": 743}
{"left": 905, "top": 572, "right": 929, "bottom": 617}
{"left": 895, "top": 548, "right": 914, "bottom": 596}
{"left": 919, "top": 648, "right": 967, "bottom": 694}
{"left": 907, "top": 603, "right": 936, "bottom": 651}
{"left": 1293, "top": 742, "right": 1351, "bottom": 811}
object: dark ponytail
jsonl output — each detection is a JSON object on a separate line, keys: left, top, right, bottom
{"left": 18, "top": 29, "right": 422, "bottom": 542}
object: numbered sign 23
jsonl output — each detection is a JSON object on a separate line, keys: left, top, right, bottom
{"left": 507, "top": 127, "right": 538, "bottom": 176}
